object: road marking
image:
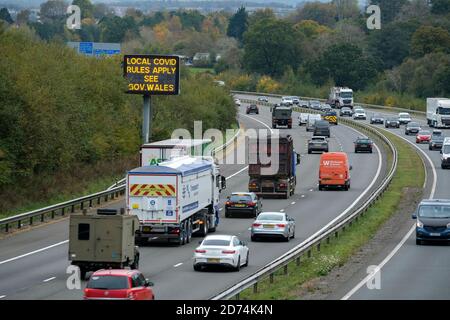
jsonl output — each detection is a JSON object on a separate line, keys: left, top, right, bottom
{"left": 43, "top": 277, "right": 56, "bottom": 283}
{"left": 291, "top": 202, "right": 296, "bottom": 205}
{"left": 240, "top": 113, "right": 274, "bottom": 133}
{"left": 301, "top": 195, "right": 305, "bottom": 198}
{"left": 174, "top": 263, "right": 183, "bottom": 268}
{"left": 280, "top": 209, "right": 285, "bottom": 212}
{"left": 0, "top": 240, "right": 69, "bottom": 266}
{"left": 341, "top": 123, "right": 437, "bottom": 300}
{"left": 0, "top": 295, "right": 5, "bottom": 299}
{"left": 226, "top": 166, "right": 248, "bottom": 180}
{"left": 309, "top": 189, "right": 314, "bottom": 192}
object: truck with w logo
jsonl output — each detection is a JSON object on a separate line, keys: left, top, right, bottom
{"left": 127, "top": 156, "right": 226, "bottom": 245}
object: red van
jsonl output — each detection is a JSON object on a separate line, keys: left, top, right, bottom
{"left": 319, "top": 152, "right": 351, "bottom": 191}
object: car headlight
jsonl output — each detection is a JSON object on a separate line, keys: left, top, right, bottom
{"left": 447, "top": 222, "right": 450, "bottom": 229}
{"left": 417, "top": 220, "right": 423, "bottom": 228}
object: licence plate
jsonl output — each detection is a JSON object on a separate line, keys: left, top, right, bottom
{"left": 142, "top": 226, "right": 151, "bottom": 232}
{"left": 235, "top": 204, "right": 246, "bottom": 207}
{"left": 263, "top": 224, "right": 274, "bottom": 229}
{"left": 207, "top": 258, "right": 220, "bottom": 263}
{"left": 430, "top": 233, "right": 441, "bottom": 237}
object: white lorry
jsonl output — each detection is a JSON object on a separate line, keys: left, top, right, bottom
{"left": 328, "top": 87, "right": 354, "bottom": 109}
{"left": 427, "top": 98, "right": 450, "bottom": 128}
{"left": 140, "top": 139, "right": 212, "bottom": 166}
{"left": 127, "top": 156, "right": 226, "bottom": 245}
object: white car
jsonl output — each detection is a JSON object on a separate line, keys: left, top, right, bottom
{"left": 398, "top": 112, "right": 412, "bottom": 124}
{"left": 193, "top": 235, "right": 249, "bottom": 271}
{"left": 258, "top": 96, "right": 269, "bottom": 102}
{"left": 298, "top": 113, "right": 309, "bottom": 126}
{"left": 281, "top": 96, "right": 294, "bottom": 106}
{"left": 251, "top": 212, "right": 295, "bottom": 242}
{"left": 353, "top": 109, "right": 367, "bottom": 120}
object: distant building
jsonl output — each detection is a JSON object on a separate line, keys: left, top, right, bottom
{"left": 193, "top": 52, "right": 210, "bottom": 62}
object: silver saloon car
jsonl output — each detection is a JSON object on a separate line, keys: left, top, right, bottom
{"left": 251, "top": 212, "right": 295, "bottom": 242}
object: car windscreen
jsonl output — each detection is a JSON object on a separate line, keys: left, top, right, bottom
{"left": 357, "top": 139, "right": 371, "bottom": 144}
{"left": 340, "top": 92, "right": 353, "bottom": 98}
{"left": 230, "top": 194, "right": 252, "bottom": 202}
{"left": 443, "top": 145, "right": 450, "bottom": 154}
{"left": 87, "top": 276, "right": 129, "bottom": 290}
{"left": 432, "top": 131, "right": 442, "bottom": 136}
{"left": 408, "top": 122, "right": 420, "bottom": 127}
{"left": 202, "top": 239, "right": 231, "bottom": 246}
{"left": 419, "top": 131, "right": 430, "bottom": 135}
{"left": 388, "top": 117, "right": 399, "bottom": 121}
{"left": 257, "top": 214, "right": 284, "bottom": 221}
{"left": 315, "top": 121, "right": 329, "bottom": 128}
{"left": 419, "top": 205, "right": 450, "bottom": 219}
{"left": 399, "top": 114, "right": 410, "bottom": 118}
{"left": 311, "top": 137, "right": 325, "bottom": 142}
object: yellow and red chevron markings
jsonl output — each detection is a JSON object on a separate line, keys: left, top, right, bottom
{"left": 129, "top": 184, "right": 176, "bottom": 196}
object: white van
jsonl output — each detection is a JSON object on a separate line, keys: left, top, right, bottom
{"left": 306, "top": 114, "right": 322, "bottom": 132}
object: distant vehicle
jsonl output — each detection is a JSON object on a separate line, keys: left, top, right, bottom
{"left": 321, "top": 104, "right": 332, "bottom": 112}
{"left": 258, "top": 96, "right": 269, "bottom": 102}
{"left": 309, "top": 100, "right": 322, "bottom": 110}
{"left": 298, "top": 113, "right": 309, "bottom": 126}
{"left": 306, "top": 114, "right": 322, "bottom": 132}
{"left": 281, "top": 96, "right": 294, "bottom": 106}
{"left": 353, "top": 109, "right": 367, "bottom": 120}
{"left": 323, "top": 110, "right": 338, "bottom": 125}
{"left": 412, "top": 199, "right": 450, "bottom": 245}
{"left": 385, "top": 117, "right": 400, "bottom": 128}
{"left": 370, "top": 114, "right": 385, "bottom": 125}
{"left": 193, "top": 235, "right": 249, "bottom": 271}
{"left": 84, "top": 269, "right": 155, "bottom": 300}
{"left": 250, "top": 212, "right": 295, "bottom": 242}
{"left": 404, "top": 122, "right": 421, "bottom": 135}
{"left": 328, "top": 87, "right": 354, "bottom": 109}
{"left": 272, "top": 105, "right": 292, "bottom": 128}
{"left": 427, "top": 98, "right": 450, "bottom": 128}
{"left": 441, "top": 140, "right": 450, "bottom": 169}
{"left": 308, "top": 136, "right": 329, "bottom": 154}
{"left": 428, "top": 130, "right": 444, "bottom": 151}
{"left": 299, "top": 100, "right": 309, "bottom": 108}
{"left": 248, "top": 134, "right": 300, "bottom": 199}
{"left": 68, "top": 210, "right": 140, "bottom": 281}
{"left": 319, "top": 152, "right": 351, "bottom": 191}
{"left": 291, "top": 96, "right": 300, "bottom": 105}
{"left": 225, "top": 192, "right": 262, "bottom": 218}
{"left": 340, "top": 107, "right": 353, "bottom": 117}
{"left": 398, "top": 112, "right": 412, "bottom": 125}
{"left": 234, "top": 98, "right": 241, "bottom": 106}
{"left": 246, "top": 104, "right": 259, "bottom": 114}
{"left": 354, "top": 137, "right": 373, "bottom": 153}
{"left": 313, "top": 120, "right": 331, "bottom": 138}
{"left": 416, "top": 130, "right": 432, "bottom": 144}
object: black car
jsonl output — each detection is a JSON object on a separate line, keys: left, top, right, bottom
{"left": 246, "top": 104, "right": 259, "bottom": 114}
{"left": 313, "top": 120, "right": 331, "bottom": 138}
{"left": 354, "top": 137, "right": 373, "bottom": 153}
{"left": 405, "top": 122, "right": 421, "bottom": 135}
{"left": 429, "top": 130, "right": 444, "bottom": 150}
{"left": 385, "top": 117, "right": 400, "bottom": 128}
{"left": 225, "top": 192, "right": 262, "bottom": 218}
{"left": 370, "top": 114, "right": 385, "bottom": 124}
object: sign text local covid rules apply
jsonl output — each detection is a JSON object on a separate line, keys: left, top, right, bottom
{"left": 123, "top": 55, "right": 180, "bottom": 95}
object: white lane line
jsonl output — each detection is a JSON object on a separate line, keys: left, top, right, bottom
{"left": 0, "top": 295, "right": 6, "bottom": 299}
{"left": 301, "top": 195, "right": 305, "bottom": 198}
{"left": 0, "top": 240, "right": 69, "bottom": 266}
{"left": 174, "top": 263, "right": 183, "bottom": 268}
{"left": 43, "top": 277, "right": 56, "bottom": 283}
{"left": 240, "top": 113, "right": 274, "bottom": 134}
{"left": 226, "top": 166, "right": 248, "bottom": 180}
{"left": 309, "top": 189, "right": 314, "bottom": 192}
{"left": 291, "top": 202, "right": 296, "bottom": 205}
{"left": 280, "top": 209, "right": 285, "bottom": 212}
{"left": 341, "top": 125, "right": 437, "bottom": 300}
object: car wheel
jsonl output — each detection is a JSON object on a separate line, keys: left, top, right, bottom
{"left": 416, "top": 239, "right": 422, "bottom": 245}
{"left": 284, "top": 233, "right": 290, "bottom": 242}
{"left": 355, "top": 149, "right": 358, "bottom": 153}
{"left": 319, "top": 185, "right": 324, "bottom": 191}
{"left": 308, "top": 150, "right": 312, "bottom": 154}
{"left": 251, "top": 235, "right": 257, "bottom": 242}
{"left": 291, "top": 228, "right": 295, "bottom": 239}
{"left": 243, "top": 252, "right": 249, "bottom": 267}
{"left": 80, "top": 268, "right": 87, "bottom": 281}
{"left": 225, "top": 210, "right": 231, "bottom": 218}
{"left": 193, "top": 264, "right": 202, "bottom": 271}
{"left": 253, "top": 208, "right": 258, "bottom": 218}
{"left": 234, "top": 256, "right": 241, "bottom": 271}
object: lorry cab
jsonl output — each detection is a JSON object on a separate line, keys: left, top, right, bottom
{"left": 319, "top": 152, "right": 351, "bottom": 191}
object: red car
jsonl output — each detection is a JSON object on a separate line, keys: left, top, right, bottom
{"left": 416, "top": 130, "right": 432, "bottom": 144}
{"left": 84, "top": 269, "right": 155, "bottom": 300}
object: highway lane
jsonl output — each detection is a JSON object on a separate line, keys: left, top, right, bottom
{"left": 333, "top": 110, "right": 450, "bottom": 300}
{"left": 0, "top": 99, "right": 385, "bottom": 300}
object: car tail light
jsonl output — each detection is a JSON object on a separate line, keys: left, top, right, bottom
{"left": 247, "top": 202, "right": 256, "bottom": 207}
{"left": 195, "top": 249, "right": 206, "bottom": 253}
{"left": 222, "top": 250, "right": 236, "bottom": 254}
{"left": 276, "top": 224, "right": 286, "bottom": 228}
{"left": 170, "top": 228, "right": 180, "bottom": 234}
{"left": 252, "top": 223, "right": 261, "bottom": 227}
{"left": 225, "top": 201, "right": 231, "bottom": 206}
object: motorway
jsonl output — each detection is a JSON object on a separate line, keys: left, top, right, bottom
{"left": 0, "top": 95, "right": 386, "bottom": 300}
{"left": 333, "top": 108, "right": 450, "bottom": 300}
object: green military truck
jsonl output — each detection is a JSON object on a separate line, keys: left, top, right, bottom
{"left": 68, "top": 209, "right": 140, "bottom": 280}
{"left": 272, "top": 105, "right": 293, "bottom": 129}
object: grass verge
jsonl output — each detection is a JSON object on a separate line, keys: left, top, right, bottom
{"left": 189, "top": 67, "right": 215, "bottom": 74}
{"left": 238, "top": 131, "right": 425, "bottom": 300}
